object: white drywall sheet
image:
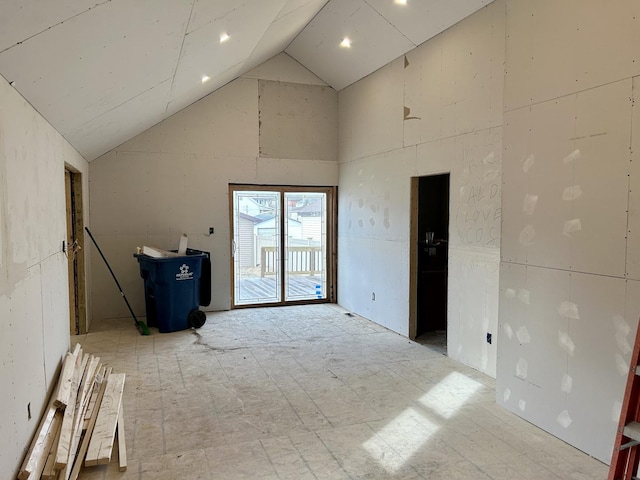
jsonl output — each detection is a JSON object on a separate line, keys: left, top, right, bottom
{"left": 0, "top": 74, "right": 89, "bottom": 476}
{"left": 502, "top": 80, "right": 631, "bottom": 277}
{"left": 337, "top": 1, "right": 505, "bottom": 379}
{"left": 497, "top": 263, "right": 640, "bottom": 463}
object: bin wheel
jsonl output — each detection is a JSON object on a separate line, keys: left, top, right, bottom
{"left": 188, "top": 310, "right": 206, "bottom": 329}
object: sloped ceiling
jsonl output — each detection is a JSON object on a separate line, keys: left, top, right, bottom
{"left": 0, "top": 0, "right": 493, "bottom": 161}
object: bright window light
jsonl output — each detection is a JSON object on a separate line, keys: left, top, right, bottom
{"left": 219, "top": 33, "right": 230, "bottom": 43}
{"left": 201, "top": 75, "right": 210, "bottom": 84}
{"left": 340, "top": 37, "right": 351, "bottom": 48}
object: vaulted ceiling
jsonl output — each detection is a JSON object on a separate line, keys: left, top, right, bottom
{"left": 0, "top": 0, "right": 492, "bottom": 161}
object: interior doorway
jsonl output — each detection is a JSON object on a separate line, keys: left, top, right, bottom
{"left": 64, "top": 167, "right": 87, "bottom": 335}
{"left": 409, "top": 174, "right": 450, "bottom": 351}
{"left": 229, "top": 185, "right": 336, "bottom": 308}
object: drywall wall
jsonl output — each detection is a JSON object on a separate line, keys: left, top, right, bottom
{"left": 497, "top": 0, "right": 640, "bottom": 463}
{"left": 0, "top": 74, "right": 89, "bottom": 476}
{"left": 337, "top": 1, "right": 504, "bottom": 377}
{"left": 89, "top": 54, "right": 338, "bottom": 321}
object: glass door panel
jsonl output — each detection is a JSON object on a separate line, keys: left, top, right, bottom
{"left": 284, "top": 192, "right": 328, "bottom": 302}
{"left": 232, "top": 190, "right": 281, "bottom": 305}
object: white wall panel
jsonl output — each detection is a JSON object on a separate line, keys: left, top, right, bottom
{"left": 628, "top": 77, "right": 640, "bottom": 280}
{"left": 338, "top": 58, "right": 404, "bottom": 164}
{"left": 403, "top": 1, "right": 504, "bottom": 149}
{"left": 497, "top": 264, "right": 575, "bottom": 452}
{"left": 500, "top": 1, "right": 640, "bottom": 462}
{"left": 566, "top": 273, "right": 629, "bottom": 463}
{"left": 258, "top": 81, "right": 337, "bottom": 161}
{"left": 448, "top": 246, "right": 500, "bottom": 377}
{"left": 504, "top": 0, "right": 640, "bottom": 112}
{"left": 500, "top": 106, "right": 530, "bottom": 265}
{"left": 0, "top": 75, "right": 87, "bottom": 476}
{"left": 337, "top": 236, "right": 409, "bottom": 336}
{"left": 570, "top": 81, "right": 631, "bottom": 277}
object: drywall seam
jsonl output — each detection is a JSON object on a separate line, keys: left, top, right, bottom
{"left": 504, "top": 77, "right": 639, "bottom": 114}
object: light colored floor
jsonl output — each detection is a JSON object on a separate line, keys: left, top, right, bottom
{"left": 72, "top": 304, "right": 607, "bottom": 479}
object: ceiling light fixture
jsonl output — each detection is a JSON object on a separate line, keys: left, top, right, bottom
{"left": 394, "top": 0, "right": 407, "bottom": 5}
{"left": 340, "top": 37, "right": 351, "bottom": 48}
{"left": 201, "top": 75, "right": 210, "bottom": 84}
{"left": 219, "top": 33, "right": 230, "bottom": 43}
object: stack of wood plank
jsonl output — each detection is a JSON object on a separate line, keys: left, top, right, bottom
{"left": 17, "top": 344, "right": 127, "bottom": 479}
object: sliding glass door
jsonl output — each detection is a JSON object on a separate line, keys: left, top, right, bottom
{"left": 231, "top": 186, "right": 334, "bottom": 307}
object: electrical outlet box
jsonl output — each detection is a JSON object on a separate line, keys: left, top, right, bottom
{"left": 209, "top": 227, "right": 214, "bottom": 235}
{"left": 486, "top": 332, "right": 492, "bottom": 344}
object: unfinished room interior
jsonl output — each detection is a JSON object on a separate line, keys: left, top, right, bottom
{"left": 2, "top": 0, "right": 640, "bottom": 478}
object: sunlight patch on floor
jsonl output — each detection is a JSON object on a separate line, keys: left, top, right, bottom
{"left": 363, "top": 371, "right": 483, "bottom": 473}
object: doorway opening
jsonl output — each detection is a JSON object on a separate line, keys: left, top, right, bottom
{"left": 410, "top": 174, "right": 450, "bottom": 353}
{"left": 65, "top": 166, "right": 87, "bottom": 335}
{"left": 229, "top": 185, "right": 336, "bottom": 308}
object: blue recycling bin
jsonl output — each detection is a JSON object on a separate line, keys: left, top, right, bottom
{"left": 134, "top": 252, "right": 207, "bottom": 333}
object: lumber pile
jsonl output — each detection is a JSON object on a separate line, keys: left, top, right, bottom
{"left": 17, "top": 344, "right": 127, "bottom": 479}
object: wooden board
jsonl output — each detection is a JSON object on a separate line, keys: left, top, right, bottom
{"left": 54, "top": 352, "right": 76, "bottom": 409}
{"left": 41, "top": 411, "right": 64, "bottom": 479}
{"left": 24, "top": 411, "right": 63, "bottom": 480}
{"left": 18, "top": 402, "right": 58, "bottom": 479}
{"left": 55, "top": 352, "right": 86, "bottom": 469}
{"left": 117, "top": 407, "right": 127, "bottom": 472}
{"left": 85, "top": 373, "right": 126, "bottom": 466}
{"left": 68, "top": 367, "right": 112, "bottom": 480}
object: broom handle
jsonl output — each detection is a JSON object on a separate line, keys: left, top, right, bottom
{"left": 84, "top": 227, "right": 139, "bottom": 322}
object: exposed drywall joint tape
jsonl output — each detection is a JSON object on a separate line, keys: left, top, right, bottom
{"left": 558, "top": 331, "right": 576, "bottom": 355}
{"left": 523, "top": 194, "right": 539, "bottom": 215}
{"left": 522, "top": 154, "right": 535, "bottom": 173}
{"left": 563, "top": 149, "right": 581, "bottom": 164}
{"left": 517, "top": 289, "right": 530, "bottom": 305}
{"left": 561, "top": 374, "right": 573, "bottom": 393}
{"left": 516, "top": 358, "right": 528, "bottom": 379}
{"left": 558, "top": 301, "right": 580, "bottom": 319}
{"left": 519, "top": 224, "right": 535, "bottom": 246}
{"left": 557, "top": 410, "right": 573, "bottom": 428}
{"left": 562, "top": 185, "right": 583, "bottom": 201}
{"left": 516, "top": 326, "right": 531, "bottom": 345}
{"left": 563, "top": 218, "right": 582, "bottom": 236}
{"left": 503, "top": 388, "right": 511, "bottom": 402}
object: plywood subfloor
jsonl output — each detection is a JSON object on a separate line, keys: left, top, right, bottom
{"left": 73, "top": 304, "right": 606, "bottom": 479}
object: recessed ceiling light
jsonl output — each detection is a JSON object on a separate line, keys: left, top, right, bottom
{"left": 219, "top": 33, "right": 230, "bottom": 43}
{"left": 201, "top": 75, "right": 210, "bottom": 84}
{"left": 394, "top": 0, "right": 407, "bottom": 5}
{"left": 340, "top": 37, "right": 351, "bottom": 48}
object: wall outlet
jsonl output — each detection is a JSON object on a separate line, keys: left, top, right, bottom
{"left": 486, "top": 332, "right": 492, "bottom": 344}
{"left": 371, "top": 292, "right": 375, "bottom": 301}
{"left": 209, "top": 227, "right": 214, "bottom": 235}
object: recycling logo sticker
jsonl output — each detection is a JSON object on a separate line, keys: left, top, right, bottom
{"left": 176, "top": 263, "right": 194, "bottom": 281}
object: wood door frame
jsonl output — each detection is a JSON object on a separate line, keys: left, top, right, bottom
{"left": 65, "top": 165, "right": 87, "bottom": 334}
{"left": 229, "top": 184, "right": 337, "bottom": 309}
